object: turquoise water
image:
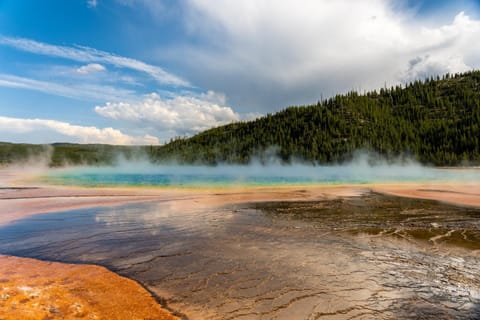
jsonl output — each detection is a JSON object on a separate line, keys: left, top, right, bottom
{"left": 42, "top": 162, "right": 480, "bottom": 187}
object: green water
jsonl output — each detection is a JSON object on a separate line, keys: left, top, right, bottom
{"left": 42, "top": 163, "right": 480, "bottom": 187}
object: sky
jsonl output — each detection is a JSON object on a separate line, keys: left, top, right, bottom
{"left": 1, "top": 0, "right": 480, "bottom": 145}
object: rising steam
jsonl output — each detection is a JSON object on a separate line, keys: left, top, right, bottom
{"left": 42, "top": 151, "right": 480, "bottom": 187}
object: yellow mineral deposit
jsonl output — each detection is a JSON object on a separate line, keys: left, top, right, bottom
{"left": 0, "top": 255, "right": 178, "bottom": 320}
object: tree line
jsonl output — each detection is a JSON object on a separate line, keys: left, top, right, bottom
{"left": 1, "top": 71, "right": 479, "bottom": 167}
{"left": 153, "top": 71, "right": 480, "bottom": 166}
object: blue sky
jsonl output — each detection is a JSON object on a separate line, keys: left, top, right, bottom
{"left": 1, "top": 0, "right": 480, "bottom": 144}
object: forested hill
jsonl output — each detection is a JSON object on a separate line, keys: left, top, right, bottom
{"left": 1, "top": 71, "right": 479, "bottom": 167}
{"left": 153, "top": 71, "right": 480, "bottom": 166}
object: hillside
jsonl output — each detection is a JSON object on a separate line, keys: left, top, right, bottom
{"left": 1, "top": 71, "right": 479, "bottom": 167}
{"left": 152, "top": 71, "right": 480, "bottom": 166}
{"left": 0, "top": 142, "right": 148, "bottom": 167}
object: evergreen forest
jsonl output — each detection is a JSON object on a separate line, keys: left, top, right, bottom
{"left": 153, "top": 71, "right": 480, "bottom": 166}
{"left": 1, "top": 71, "right": 480, "bottom": 167}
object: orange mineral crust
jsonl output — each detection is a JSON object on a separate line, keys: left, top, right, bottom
{"left": 0, "top": 255, "right": 178, "bottom": 320}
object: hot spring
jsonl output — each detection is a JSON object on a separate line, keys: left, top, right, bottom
{"left": 3, "top": 159, "right": 480, "bottom": 319}
{"left": 40, "top": 161, "right": 480, "bottom": 188}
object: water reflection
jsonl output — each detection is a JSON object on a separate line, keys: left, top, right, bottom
{"left": 0, "top": 194, "right": 479, "bottom": 319}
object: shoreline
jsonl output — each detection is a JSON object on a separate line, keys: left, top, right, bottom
{"left": 1, "top": 166, "right": 480, "bottom": 319}
{"left": 2, "top": 176, "right": 480, "bottom": 228}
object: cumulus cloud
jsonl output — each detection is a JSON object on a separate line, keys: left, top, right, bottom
{"left": 156, "top": 0, "right": 480, "bottom": 111}
{"left": 95, "top": 91, "right": 259, "bottom": 135}
{"left": 0, "top": 116, "right": 159, "bottom": 145}
{"left": 398, "top": 12, "right": 478, "bottom": 82}
{"left": 76, "top": 63, "right": 106, "bottom": 74}
{"left": 0, "top": 35, "right": 188, "bottom": 86}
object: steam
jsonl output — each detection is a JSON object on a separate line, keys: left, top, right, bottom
{"left": 4, "top": 145, "right": 478, "bottom": 187}
{"left": 44, "top": 151, "right": 480, "bottom": 187}
{"left": 0, "top": 144, "right": 53, "bottom": 169}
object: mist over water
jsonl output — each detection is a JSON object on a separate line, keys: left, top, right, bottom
{"left": 42, "top": 154, "right": 480, "bottom": 187}
{"left": 4, "top": 153, "right": 480, "bottom": 319}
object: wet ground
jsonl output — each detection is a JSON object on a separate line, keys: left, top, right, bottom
{"left": 0, "top": 255, "right": 179, "bottom": 320}
{"left": 1, "top": 193, "right": 480, "bottom": 319}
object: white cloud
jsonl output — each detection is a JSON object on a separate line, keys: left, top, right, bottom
{"left": 87, "top": 0, "right": 98, "bottom": 8}
{"left": 158, "top": 0, "right": 480, "bottom": 111}
{"left": 0, "top": 73, "right": 136, "bottom": 102}
{"left": 0, "top": 35, "right": 188, "bottom": 87}
{"left": 95, "top": 91, "right": 258, "bottom": 135}
{"left": 0, "top": 116, "right": 159, "bottom": 145}
{"left": 76, "top": 63, "right": 106, "bottom": 74}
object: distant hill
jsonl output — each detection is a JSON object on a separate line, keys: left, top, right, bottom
{"left": 152, "top": 71, "right": 480, "bottom": 166}
{"left": 0, "top": 142, "right": 148, "bottom": 167}
{"left": 1, "top": 71, "right": 479, "bottom": 167}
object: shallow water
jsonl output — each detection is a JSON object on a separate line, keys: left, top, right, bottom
{"left": 42, "top": 164, "right": 480, "bottom": 187}
{"left": 1, "top": 193, "right": 480, "bottom": 319}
